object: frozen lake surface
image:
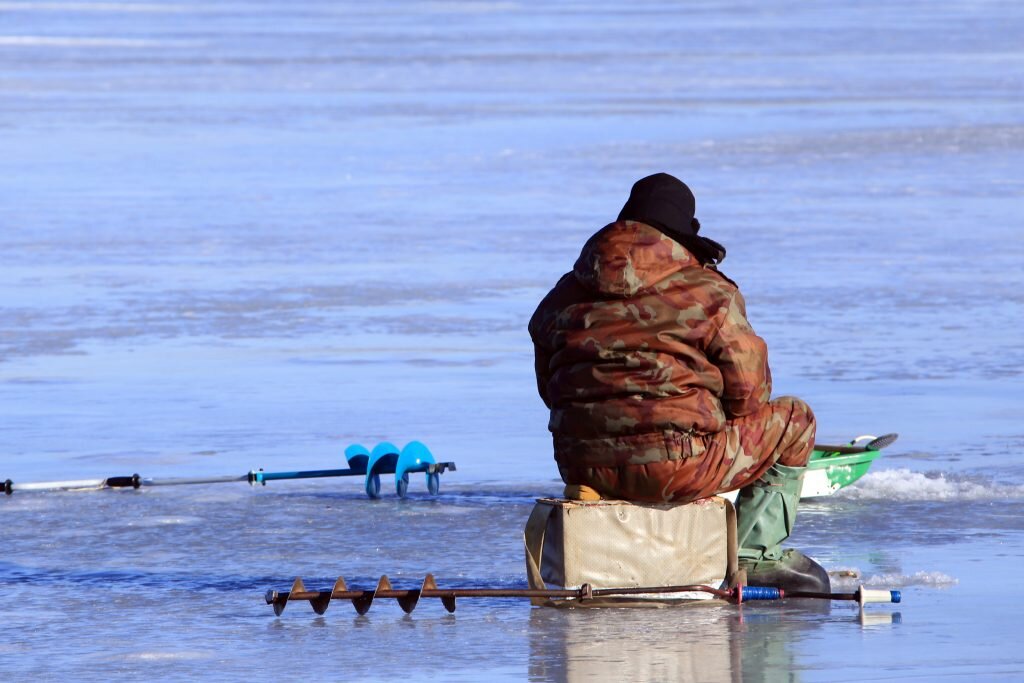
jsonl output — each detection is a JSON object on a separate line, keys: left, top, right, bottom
{"left": 2, "top": 1, "right": 1023, "bottom": 680}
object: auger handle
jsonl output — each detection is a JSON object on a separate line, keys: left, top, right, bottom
{"left": 734, "top": 585, "right": 783, "bottom": 602}
{"left": 788, "top": 586, "right": 902, "bottom": 604}
{"left": 105, "top": 474, "right": 141, "bottom": 489}
{"left": 858, "top": 587, "right": 901, "bottom": 605}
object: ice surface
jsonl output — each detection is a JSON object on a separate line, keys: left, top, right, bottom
{"left": 2, "top": 0, "right": 1023, "bottom": 681}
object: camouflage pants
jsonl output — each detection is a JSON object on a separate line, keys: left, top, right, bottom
{"left": 559, "top": 397, "right": 816, "bottom": 504}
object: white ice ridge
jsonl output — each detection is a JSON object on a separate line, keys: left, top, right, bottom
{"left": 0, "top": 3, "right": 185, "bottom": 12}
{"left": 130, "top": 652, "right": 211, "bottom": 662}
{"left": 864, "top": 571, "right": 959, "bottom": 588}
{"left": 836, "top": 468, "right": 1024, "bottom": 501}
{"left": 831, "top": 570, "right": 959, "bottom": 589}
{"left": 0, "top": 36, "right": 197, "bottom": 47}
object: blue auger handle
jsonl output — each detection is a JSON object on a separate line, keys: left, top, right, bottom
{"left": 737, "top": 586, "right": 783, "bottom": 602}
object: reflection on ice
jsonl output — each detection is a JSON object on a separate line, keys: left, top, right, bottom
{"left": 526, "top": 600, "right": 875, "bottom": 683}
{"left": 528, "top": 607, "right": 741, "bottom": 683}
{"left": 860, "top": 611, "right": 902, "bottom": 628}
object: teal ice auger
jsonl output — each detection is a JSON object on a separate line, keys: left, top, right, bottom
{"left": 2, "top": 441, "right": 454, "bottom": 499}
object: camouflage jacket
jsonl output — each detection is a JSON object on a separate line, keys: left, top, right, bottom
{"left": 529, "top": 220, "right": 772, "bottom": 468}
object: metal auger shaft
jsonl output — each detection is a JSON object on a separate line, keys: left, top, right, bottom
{"left": 265, "top": 575, "right": 744, "bottom": 616}
{"left": 265, "top": 576, "right": 902, "bottom": 616}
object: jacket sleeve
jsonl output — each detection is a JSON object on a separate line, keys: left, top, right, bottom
{"left": 528, "top": 299, "right": 555, "bottom": 410}
{"left": 529, "top": 273, "right": 577, "bottom": 409}
{"left": 532, "top": 344, "right": 553, "bottom": 408}
{"left": 706, "top": 290, "right": 772, "bottom": 418}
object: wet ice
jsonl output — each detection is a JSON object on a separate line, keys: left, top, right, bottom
{"left": 2, "top": 1, "right": 1023, "bottom": 681}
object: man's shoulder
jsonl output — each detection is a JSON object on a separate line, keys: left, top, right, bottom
{"left": 529, "top": 272, "right": 584, "bottom": 336}
{"left": 656, "top": 263, "right": 740, "bottom": 300}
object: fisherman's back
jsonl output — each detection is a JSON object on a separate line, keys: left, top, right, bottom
{"left": 529, "top": 219, "right": 770, "bottom": 470}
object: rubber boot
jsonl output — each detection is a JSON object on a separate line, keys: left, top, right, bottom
{"left": 734, "top": 463, "right": 830, "bottom": 593}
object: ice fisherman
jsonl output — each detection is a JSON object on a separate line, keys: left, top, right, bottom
{"left": 528, "top": 173, "right": 829, "bottom": 592}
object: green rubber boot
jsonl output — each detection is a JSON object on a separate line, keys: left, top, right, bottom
{"left": 734, "top": 463, "right": 830, "bottom": 593}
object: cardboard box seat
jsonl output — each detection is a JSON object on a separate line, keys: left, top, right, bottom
{"left": 523, "top": 496, "right": 738, "bottom": 606}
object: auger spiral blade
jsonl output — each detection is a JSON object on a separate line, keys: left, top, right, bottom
{"left": 396, "top": 577, "right": 424, "bottom": 614}
{"left": 366, "top": 576, "right": 395, "bottom": 615}
{"left": 423, "top": 573, "right": 455, "bottom": 613}
{"left": 310, "top": 578, "right": 346, "bottom": 615}
{"left": 395, "top": 442, "right": 441, "bottom": 499}
{"left": 267, "top": 577, "right": 308, "bottom": 616}
{"left": 396, "top": 589, "right": 420, "bottom": 614}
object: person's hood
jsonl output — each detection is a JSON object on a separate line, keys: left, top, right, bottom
{"left": 573, "top": 221, "right": 698, "bottom": 297}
